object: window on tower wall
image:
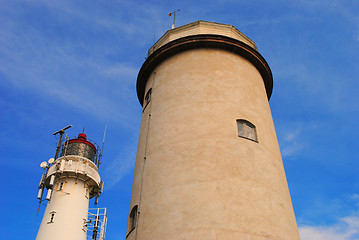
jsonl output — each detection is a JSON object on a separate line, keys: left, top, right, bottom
{"left": 143, "top": 88, "right": 152, "bottom": 110}
{"left": 59, "top": 181, "right": 64, "bottom": 190}
{"left": 48, "top": 211, "right": 56, "bottom": 224}
{"left": 237, "top": 119, "right": 258, "bottom": 142}
{"left": 127, "top": 205, "right": 138, "bottom": 236}
{"left": 85, "top": 186, "right": 89, "bottom": 199}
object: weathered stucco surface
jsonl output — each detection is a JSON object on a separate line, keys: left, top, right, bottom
{"left": 127, "top": 22, "right": 300, "bottom": 240}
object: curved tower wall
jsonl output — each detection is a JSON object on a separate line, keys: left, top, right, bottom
{"left": 127, "top": 21, "right": 300, "bottom": 240}
{"left": 36, "top": 177, "right": 89, "bottom": 240}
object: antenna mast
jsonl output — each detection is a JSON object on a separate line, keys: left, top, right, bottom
{"left": 53, "top": 125, "right": 72, "bottom": 160}
{"left": 168, "top": 9, "right": 180, "bottom": 29}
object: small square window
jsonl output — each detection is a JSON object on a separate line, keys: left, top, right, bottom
{"left": 237, "top": 119, "right": 258, "bottom": 142}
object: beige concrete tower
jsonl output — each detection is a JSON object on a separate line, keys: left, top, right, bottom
{"left": 126, "top": 21, "right": 300, "bottom": 240}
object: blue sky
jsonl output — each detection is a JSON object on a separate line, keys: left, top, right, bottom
{"left": 1, "top": 0, "right": 358, "bottom": 239}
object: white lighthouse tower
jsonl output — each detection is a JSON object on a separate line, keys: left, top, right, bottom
{"left": 36, "top": 126, "right": 107, "bottom": 240}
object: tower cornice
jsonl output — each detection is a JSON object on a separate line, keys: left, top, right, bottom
{"left": 137, "top": 34, "right": 273, "bottom": 105}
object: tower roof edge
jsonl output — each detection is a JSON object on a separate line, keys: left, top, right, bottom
{"left": 148, "top": 20, "right": 258, "bottom": 57}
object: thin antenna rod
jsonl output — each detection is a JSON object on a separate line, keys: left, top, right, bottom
{"left": 168, "top": 9, "right": 180, "bottom": 29}
{"left": 36, "top": 201, "right": 41, "bottom": 216}
{"left": 97, "top": 123, "right": 107, "bottom": 168}
{"left": 102, "top": 123, "right": 107, "bottom": 151}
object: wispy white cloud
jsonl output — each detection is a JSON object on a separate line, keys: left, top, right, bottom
{"left": 0, "top": 0, "right": 159, "bottom": 190}
{"left": 0, "top": 1, "right": 144, "bottom": 129}
{"left": 300, "top": 216, "right": 359, "bottom": 240}
{"left": 103, "top": 139, "right": 138, "bottom": 189}
{"left": 300, "top": 194, "right": 359, "bottom": 240}
{"left": 277, "top": 123, "right": 307, "bottom": 158}
{"left": 19, "top": 0, "right": 170, "bottom": 44}
{"left": 350, "top": 194, "right": 359, "bottom": 208}
{"left": 280, "top": 128, "right": 304, "bottom": 157}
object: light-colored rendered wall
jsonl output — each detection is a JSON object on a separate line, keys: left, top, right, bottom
{"left": 36, "top": 177, "right": 89, "bottom": 240}
{"left": 128, "top": 48, "right": 300, "bottom": 239}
